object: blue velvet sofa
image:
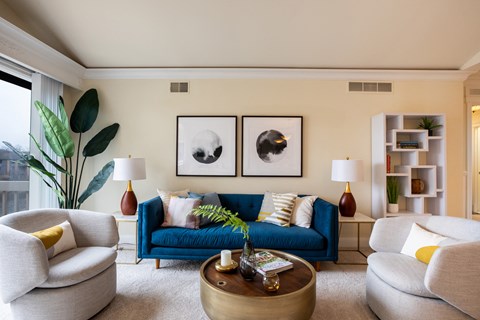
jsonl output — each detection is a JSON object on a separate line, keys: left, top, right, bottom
{"left": 138, "top": 193, "right": 338, "bottom": 270}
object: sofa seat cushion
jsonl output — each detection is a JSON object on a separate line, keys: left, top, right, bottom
{"left": 367, "top": 252, "right": 438, "bottom": 299}
{"left": 151, "top": 221, "right": 325, "bottom": 250}
{"left": 38, "top": 247, "right": 117, "bottom": 288}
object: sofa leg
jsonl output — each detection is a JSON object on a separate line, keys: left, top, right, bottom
{"left": 155, "top": 259, "right": 160, "bottom": 269}
{"left": 312, "top": 261, "right": 321, "bottom": 272}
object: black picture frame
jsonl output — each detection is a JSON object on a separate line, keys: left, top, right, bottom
{"left": 242, "top": 116, "right": 303, "bottom": 177}
{"left": 176, "top": 116, "right": 237, "bottom": 177}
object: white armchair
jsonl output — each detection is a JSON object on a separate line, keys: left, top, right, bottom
{"left": 0, "top": 209, "right": 119, "bottom": 320}
{"left": 366, "top": 215, "right": 480, "bottom": 320}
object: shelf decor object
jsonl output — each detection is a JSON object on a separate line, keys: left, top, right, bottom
{"left": 331, "top": 158, "right": 364, "bottom": 217}
{"left": 113, "top": 156, "right": 146, "bottom": 215}
{"left": 371, "top": 113, "right": 446, "bottom": 219}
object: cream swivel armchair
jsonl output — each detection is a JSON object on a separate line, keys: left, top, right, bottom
{"left": 366, "top": 215, "right": 480, "bottom": 320}
{"left": 0, "top": 209, "right": 119, "bottom": 320}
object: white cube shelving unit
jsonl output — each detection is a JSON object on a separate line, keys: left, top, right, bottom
{"left": 372, "top": 113, "right": 446, "bottom": 219}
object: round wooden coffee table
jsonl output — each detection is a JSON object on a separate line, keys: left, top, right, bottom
{"left": 200, "top": 249, "right": 316, "bottom": 320}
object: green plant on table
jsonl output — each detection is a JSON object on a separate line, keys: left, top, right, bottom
{"left": 192, "top": 205, "right": 249, "bottom": 240}
{"left": 2, "top": 89, "right": 119, "bottom": 209}
{"left": 386, "top": 176, "right": 399, "bottom": 204}
{"left": 418, "top": 117, "right": 442, "bottom": 135}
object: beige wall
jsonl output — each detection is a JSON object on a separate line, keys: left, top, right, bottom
{"left": 68, "top": 78, "right": 465, "bottom": 220}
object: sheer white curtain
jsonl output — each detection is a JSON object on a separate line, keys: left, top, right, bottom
{"left": 30, "top": 73, "right": 63, "bottom": 209}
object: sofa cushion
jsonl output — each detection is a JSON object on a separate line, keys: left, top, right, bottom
{"left": 39, "top": 247, "right": 117, "bottom": 288}
{"left": 151, "top": 221, "right": 326, "bottom": 250}
{"left": 367, "top": 252, "right": 439, "bottom": 299}
{"left": 257, "top": 192, "right": 297, "bottom": 227}
{"left": 291, "top": 195, "right": 317, "bottom": 228}
{"left": 217, "top": 194, "right": 264, "bottom": 221}
{"left": 188, "top": 192, "right": 222, "bottom": 226}
{"left": 161, "top": 197, "right": 201, "bottom": 229}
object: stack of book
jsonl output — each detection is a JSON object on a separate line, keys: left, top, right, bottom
{"left": 397, "top": 141, "right": 419, "bottom": 149}
{"left": 251, "top": 251, "right": 294, "bottom": 275}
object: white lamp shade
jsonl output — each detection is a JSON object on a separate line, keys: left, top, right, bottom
{"left": 331, "top": 159, "right": 364, "bottom": 182}
{"left": 113, "top": 158, "right": 146, "bottom": 181}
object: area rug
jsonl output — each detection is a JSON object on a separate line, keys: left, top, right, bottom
{"left": 0, "top": 249, "right": 377, "bottom": 320}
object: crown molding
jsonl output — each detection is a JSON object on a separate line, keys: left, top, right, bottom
{"left": 0, "top": 17, "right": 85, "bottom": 89}
{"left": 0, "top": 16, "right": 474, "bottom": 85}
{"left": 84, "top": 67, "right": 474, "bottom": 81}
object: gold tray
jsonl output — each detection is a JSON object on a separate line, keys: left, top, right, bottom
{"left": 215, "top": 259, "right": 238, "bottom": 273}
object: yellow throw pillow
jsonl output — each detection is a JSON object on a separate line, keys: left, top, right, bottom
{"left": 415, "top": 245, "right": 440, "bottom": 264}
{"left": 30, "top": 221, "right": 77, "bottom": 259}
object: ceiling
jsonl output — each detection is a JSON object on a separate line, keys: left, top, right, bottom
{"left": 1, "top": 0, "right": 480, "bottom": 70}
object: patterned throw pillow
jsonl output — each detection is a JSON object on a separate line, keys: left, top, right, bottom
{"left": 157, "top": 188, "right": 189, "bottom": 215}
{"left": 400, "top": 223, "right": 448, "bottom": 264}
{"left": 290, "top": 195, "right": 318, "bottom": 228}
{"left": 30, "top": 220, "right": 77, "bottom": 259}
{"left": 161, "top": 196, "right": 202, "bottom": 229}
{"left": 257, "top": 192, "right": 297, "bottom": 227}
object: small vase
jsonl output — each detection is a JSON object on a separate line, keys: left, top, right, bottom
{"left": 387, "top": 203, "right": 399, "bottom": 213}
{"left": 239, "top": 240, "right": 256, "bottom": 281}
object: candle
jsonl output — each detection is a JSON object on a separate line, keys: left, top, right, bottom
{"left": 220, "top": 250, "right": 232, "bottom": 266}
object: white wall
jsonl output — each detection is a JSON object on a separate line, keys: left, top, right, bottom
{"left": 66, "top": 77, "right": 466, "bottom": 247}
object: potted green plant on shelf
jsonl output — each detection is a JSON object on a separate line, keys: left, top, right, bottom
{"left": 418, "top": 117, "right": 443, "bottom": 136}
{"left": 386, "top": 176, "right": 399, "bottom": 213}
{"left": 2, "top": 89, "right": 119, "bottom": 209}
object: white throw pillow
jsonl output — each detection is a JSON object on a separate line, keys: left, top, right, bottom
{"left": 290, "top": 196, "right": 318, "bottom": 228}
{"left": 157, "top": 188, "right": 189, "bottom": 215}
{"left": 400, "top": 223, "right": 447, "bottom": 259}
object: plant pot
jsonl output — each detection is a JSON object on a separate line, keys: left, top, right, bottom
{"left": 387, "top": 203, "right": 399, "bottom": 213}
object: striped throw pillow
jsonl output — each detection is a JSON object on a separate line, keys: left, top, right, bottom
{"left": 258, "top": 192, "right": 297, "bottom": 227}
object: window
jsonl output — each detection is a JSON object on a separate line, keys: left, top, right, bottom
{"left": 0, "top": 70, "right": 32, "bottom": 216}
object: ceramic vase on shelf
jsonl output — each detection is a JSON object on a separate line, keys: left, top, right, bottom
{"left": 239, "top": 240, "right": 257, "bottom": 281}
{"left": 387, "top": 203, "right": 399, "bottom": 213}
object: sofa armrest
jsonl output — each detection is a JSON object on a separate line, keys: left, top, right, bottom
{"left": 369, "top": 216, "right": 431, "bottom": 253}
{"left": 67, "top": 210, "right": 119, "bottom": 247}
{"left": 311, "top": 198, "right": 338, "bottom": 260}
{"left": 425, "top": 241, "right": 480, "bottom": 319}
{"left": 0, "top": 225, "right": 49, "bottom": 304}
{"left": 138, "top": 196, "right": 164, "bottom": 257}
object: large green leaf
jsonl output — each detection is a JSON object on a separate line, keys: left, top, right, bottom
{"left": 34, "top": 101, "right": 74, "bottom": 158}
{"left": 58, "top": 96, "right": 69, "bottom": 131}
{"left": 77, "top": 161, "right": 114, "bottom": 206}
{"left": 29, "top": 134, "right": 69, "bottom": 175}
{"left": 2, "top": 141, "right": 55, "bottom": 178}
{"left": 70, "top": 89, "right": 99, "bottom": 133}
{"left": 82, "top": 123, "right": 120, "bottom": 157}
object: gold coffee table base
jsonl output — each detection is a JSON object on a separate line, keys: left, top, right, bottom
{"left": 200, "top": 249, "right": 316, "bottom": 320}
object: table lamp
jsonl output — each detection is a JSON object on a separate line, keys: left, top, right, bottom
{"left": 113, "top": 156, "right": 146, "bottom": 215}
{"left": 331, "top": 158, "right": 364, "bottom": 217}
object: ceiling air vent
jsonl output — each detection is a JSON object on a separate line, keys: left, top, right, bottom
{"left": 469, "top": 88, "right": 480, "bottom": 96}
{"left": 170, "top": 82, "right": 189, "bottom": 93}
{"left": 348, "top": 82, "right": 392, "bottom": 93}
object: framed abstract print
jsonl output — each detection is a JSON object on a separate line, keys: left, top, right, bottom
{"left": 176, "top": 116, "right": 237, "bottom": 176}
{"left": 242, "top": 116, "right": 302, "bottom": 177}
